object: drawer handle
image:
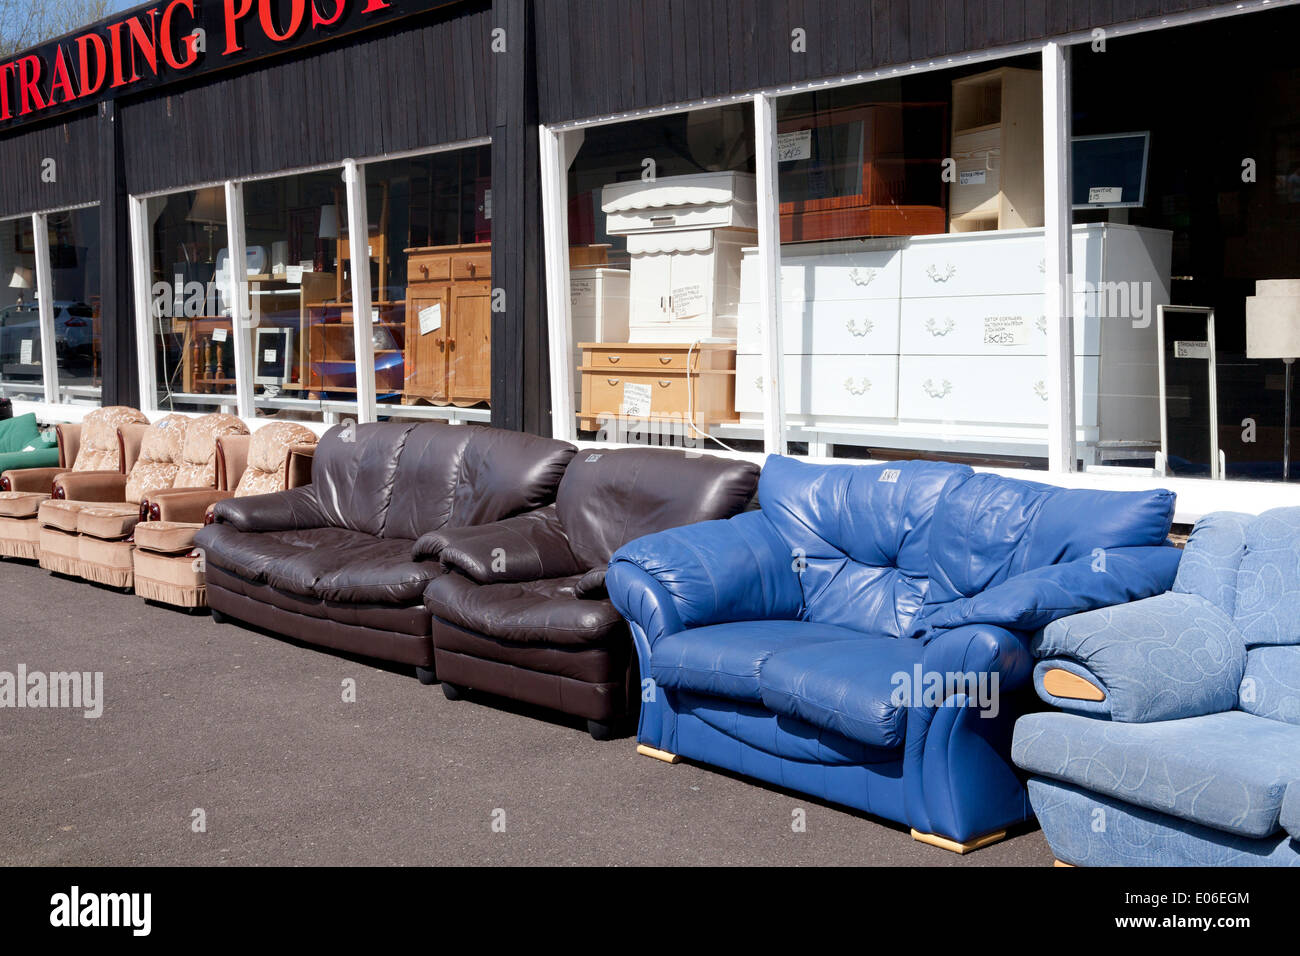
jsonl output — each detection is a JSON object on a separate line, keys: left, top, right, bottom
{"left": 658, "top": 356, "right": 673, "bottom": 364}
{"left": 844, "top": 377, "right": 871, "bottom": 396}
{"left": 923, "top": 378, "right": 952, "bottom": 399}
{"left": 606, "top": 355, "right": 621, "bottom": 364}
{"left": 1038, "top": 258, "right": 1046, "bottom": 274}
{"left": 924, "top": 317, "right": 955, "bottom": 337}
{"left": 848, "top": 267, "right": 878, "bottom": 287}
{"left": 845, "top": 317, "right": 874, "bottom": 337}
{"left": 658, "top": 380, "right": 673, "bottom": 388}
{"left": 1034, "top": 380, "right": 1049, "bottom": 401}
{"left": 925, "top": 263, "right": 957, "bottom": 283}
{"left": 755, "top": 377, "right": 764, "bottom": 392}
{"left": 1035, "top": 315, "right": 1047, "bottom": 334}
{"left": 606, "top": 378, "right": 620, "bottom": 386}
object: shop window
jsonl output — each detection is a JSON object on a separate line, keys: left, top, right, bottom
{"left": 240, "top": 168, "right": 352, "bottom": 422}
{"left": 0, "top": 218, "right": 43, "bottom": 402}
{"left": 770, "top": 58, "right": 1050, "bottom": 466}
{"left": 1072, "top": 8, "right": 1300, "bottom": 483}
{"left": 145, "top": 187, "right": 237, "bottom": 413}
{"left": 562, "top": 104, "right": 761, "bottom": 451}
{"left": 48, "top": 207, "right": 102, "bottom": 404}
{"left": 358, "top": 145, "right": 492, "bottom": 420}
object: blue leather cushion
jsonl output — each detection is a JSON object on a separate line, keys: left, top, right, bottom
{"left": 757, "top": 637, "right": 924, "bottom": 750}
{"left": 1233, "top": 507, "right": 1300, "bottom": 646}
{"left": 923, "top": 473, "right": 1175, "bottom": 609}
{"left": 651, "top": 620, "right": 866, "bottom": 703}
{"left": 1173, "top": 511, "right": 1251, "bottom": 616}
{"left": 756, "top": 456, "right": 971, "bottom": 638}
{"left": 1013, "top": 710, "right": 1300, "bottom": 839}
{"left": 1240, "top": 646, "right": 1300, "bottom": 725}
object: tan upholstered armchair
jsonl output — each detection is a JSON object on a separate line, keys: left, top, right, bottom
{"left": 133, "top": 421, "right": 318, "bottom": 609}
{"left": 0, "top": 406, "right": 148, "bottom": 560}
{"left": 38, "top": 413, "right": 248, "bottom": 589}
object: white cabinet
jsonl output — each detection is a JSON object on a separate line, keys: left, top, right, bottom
{"left": 738, "top": 223, "right": 1172, "bottom": 456}
{"left": 602, "top": 172, "right": 757, "bottom": 342}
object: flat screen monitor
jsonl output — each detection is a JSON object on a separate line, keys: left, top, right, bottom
{"left": 1071, "top": 132, "right": 1150, "bottom": 209}
{"left": 254, "top": 327, "right": 294, "bottom": 386}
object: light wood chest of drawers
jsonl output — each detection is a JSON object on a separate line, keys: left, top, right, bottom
{"left": 577, "top": 342, "right": 736, "bottom": 433}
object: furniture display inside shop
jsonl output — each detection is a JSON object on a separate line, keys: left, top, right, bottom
{"left": 736, "top": 223, "right": 1172, "bottom": 461}
{"left": 1014, "top": 508, "right": 1300, "bottom": 866}
{"left": 0, "top": 406, "right": 148, "bottom": 560}
{"left": 194, "top": 422, "right": 576, "bottom": 681}
{"left": 133, "top": 422, "right": 318, "bottom": 610}
{"left": 776, "top": 101, "right": 949, "bottom": 242}
{"left": 606, "top": 456, "right": 1181, "bottom": 852}
{"left": 402, "top": 242, "right": 493, "bottom": 406}
{"left": 38, "top": 413, "right": 248, "bottom": 589}
{"left": 420, "top": 447, "right": 759, "bottom": 740}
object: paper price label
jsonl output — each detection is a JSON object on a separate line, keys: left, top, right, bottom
{"left": 1174, "top": 340, "right": 1211, "bottom": 359}
{"left": 1088, "top": 186, "right": 1123, "bottom": 204}
{"left": 263, "top": 349, "right": 277, "bottom": 363}
{"left": 983, "top": 315, "right": 1029, "bottom": 347}
{"left": 621, "top": 382, "right": 652, "bottom": 417}
{"left": 211, "top": 327, "right": 228, "bottom": 343}
{"left": 959, "top": 169, "right": 987, "bottom": 186}
{"left": 419, "top": 303, "right": 443, "bottom": 335}
{"left": 286, "top": 266, "right": 303, "bottom": 284}
{"left": 671, "top": 284, "right": 705, "bottom": 319}
{"left": 777, "top": 130, "right": 812, "bottom": 162}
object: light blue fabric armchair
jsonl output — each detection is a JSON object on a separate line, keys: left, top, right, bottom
{"left": 1013, "top": 508, "right": 1300, "bottom": 866}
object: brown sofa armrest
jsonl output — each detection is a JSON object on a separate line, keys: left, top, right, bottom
{"left": 144, "top": 488, "right": 233, "bottom": 523}
{"left": 286, "top": 443, "right": 315, "bottom": 489}
{"left": 53, "top": 471, "right": 128, "bottom": 502}
{"left": 1, "top": 466, "right": 68, "bottom": 493}
{"left": 217, "top": 434, "right": 251, "bottom": 492}
{"left": 119, "top": 422, "right": 150, "bottom": 473}
{"left": 413, "top": 506, "right": 586, "bottom": 583}
{"left": 55, "top": 423, "right": 81, "bottom": 469}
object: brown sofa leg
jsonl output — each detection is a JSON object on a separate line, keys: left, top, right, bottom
{"left": 441, "top": 681, "right": 466, "bottom": 700}
{"left": 910, "top": 828, "right": 1007, "bottom": 855}
{"left": 415, "top": 666, "right": 437, "bottom": 686}
{"left": 636, "top": 744, "right": 681, "bottom": 764}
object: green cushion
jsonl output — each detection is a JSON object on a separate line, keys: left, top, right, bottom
{"left": 0, "top": 414, "right": 43, "bottom": 454}
{"left": 0, "top": 446, "right": 60, "bottom": 472}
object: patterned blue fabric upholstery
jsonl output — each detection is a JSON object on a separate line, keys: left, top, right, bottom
{"left": 1234, "top": 508, "right": 1300, "bottom": 646}
{"left": 1014, "top": 710, "right": 1300, "bottom": 838}
{"left": 1031, "top": 591, "right": 1246, "bottom": 723}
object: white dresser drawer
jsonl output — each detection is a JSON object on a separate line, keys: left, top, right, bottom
{"left": 738, "top": 299, "right": 901, "bottom": 355}
{"left": 900, "top": 295, "right": 1047, "bottom": 356}
{"left": 735, "top": 354, "right": 898, "bottom": 418}
{"left": 741, "top": 246, "right": 905, "bottom": 304}
{"left": 901, "top": 234, "right": 1046, "bottom": 298}
{"left": 898, "top": 355, "right": 1097, "bottom": 427}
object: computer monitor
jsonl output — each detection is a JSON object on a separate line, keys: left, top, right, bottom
{"left": 1071, "top": 132, "right": 1150, "bottom": 209}
{"left": 254, "top": 327, "right": 294, "bottom": 386}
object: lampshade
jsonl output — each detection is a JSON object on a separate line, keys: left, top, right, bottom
{"left": 8, "top": 266, "right": 33, "bottom": 290}
{"left": 186, "top": 187, "right": 226, "bottom": 226}
{"left": 1246, "top": 279, "right": 1300, "bottom": 360}
{"left": 318, "top": 204, "right": 339, "bottom": 240}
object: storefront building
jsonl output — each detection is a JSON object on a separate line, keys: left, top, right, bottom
{"left": 1, "top": 0, "right": 1296, "bottom": 521}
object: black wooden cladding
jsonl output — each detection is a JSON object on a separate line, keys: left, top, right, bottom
{"left": 533, "top": 0, "right": 1241, "bottom": 123}
{"left": 0, "top": 110, "right": 101, "bottom": 219}
{"left": 117, "top": 2, "right": 492, "bottom": 197}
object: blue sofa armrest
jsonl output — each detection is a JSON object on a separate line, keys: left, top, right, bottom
{"left": 606, "top": 510, "right": 802, "bottom": 648}
{"left": 908, "top": 545, "right": 1181, "bottom": 640}
{"left": 902, "top": 623, "right": 1037, "bottom": 842}
{"left": 1283, "top": 783, "right": 1300, "bottom": 842}
{"left": 1030, "top": 591, "right": 1246, "bottom": 722}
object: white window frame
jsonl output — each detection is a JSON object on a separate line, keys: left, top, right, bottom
{"left": 537, "top": 0, "right": 1300, "bottom": 522}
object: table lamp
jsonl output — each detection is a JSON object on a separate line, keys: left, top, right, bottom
{"left": 1246, "top": 278, "right": 1300, "bottom": 480}
{"left": 186, "top": 187, "right": 226, "bottom": 262}
{"left": 8, "top": 265, "right": 33, "bottom": 308}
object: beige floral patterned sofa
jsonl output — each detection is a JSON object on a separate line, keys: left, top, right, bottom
{"left": 0, "top": 406, "right": 148, "bottom": 561}
{"left": 38, "top": 413, "right": 248, "bottom": 588}
{"left": 134, "top": 422, "right": 318, "bottom": 609}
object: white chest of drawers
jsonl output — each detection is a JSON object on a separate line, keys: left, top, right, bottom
{"left": 737, "top": 223, "right": 1173, "bottom": 457}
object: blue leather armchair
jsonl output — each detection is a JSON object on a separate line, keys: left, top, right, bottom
{"left": 608, "top": 456, "right": 1181, "bottom": 852}
{"left": 1014, "top": 508, "right": 1300, "bottom": 866}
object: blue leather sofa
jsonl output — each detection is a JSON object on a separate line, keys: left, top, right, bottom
{"left": 607, "top": 456, "right": 1182, "bottom": 852}
{"left": 1013, "top": 507, "right": 1300, "bottom": 866}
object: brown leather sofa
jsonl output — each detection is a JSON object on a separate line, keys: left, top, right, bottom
{"left": 0, "top": 406, "right": 148, "bottom": 560}
{"left": 194, "top": 421, "right": 576, "bottom": 680}
{"left": 419, "top": 448, "right": 760, "bottom": 739}
{"left": 133, "top": 422, "right": 319, "bottom": 610}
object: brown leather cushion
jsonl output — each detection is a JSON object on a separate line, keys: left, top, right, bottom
{"left": 0, "top": 491, "right": 46, "bottom": 518}
{"left": 423, "top": 572, "right": 626, "bottom": 646}
{"left": 39, "top": 499, "right": 89, "bottom": 532}
{"left": 77, "top": 503, "right": 143, "bottom": 540}
{"left": 134, "top": 521, "right": 203, "bottom": 554}
{"left": 199, "top": 524, "right": 437, "bottom": 604}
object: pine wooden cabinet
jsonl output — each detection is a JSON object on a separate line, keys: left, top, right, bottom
{"left": 403, "top": 242, "right": 492, "bottom": 406}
